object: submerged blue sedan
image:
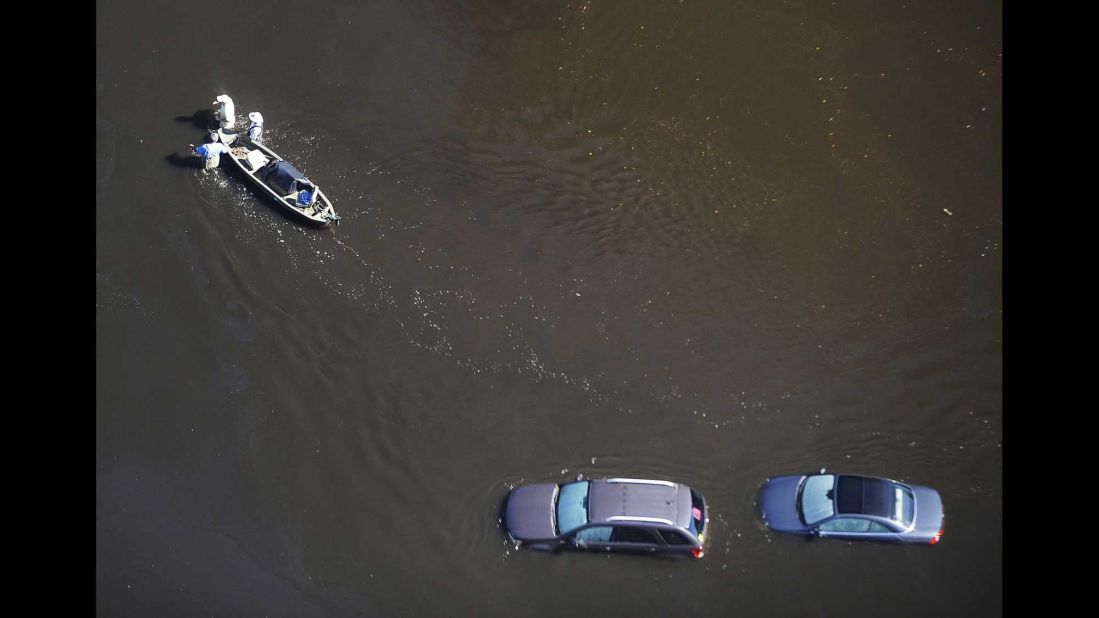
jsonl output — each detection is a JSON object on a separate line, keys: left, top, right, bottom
{"left": 757, "top": 471, "right": 944, "bottom": 544}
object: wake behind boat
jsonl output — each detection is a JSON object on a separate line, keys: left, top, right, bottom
{"left": 217, "top": 129, "right": 340, "bottom": 227}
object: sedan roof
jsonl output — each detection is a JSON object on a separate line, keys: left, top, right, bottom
{"left": 835, "top": 475, "right": 897, "bottom": 518}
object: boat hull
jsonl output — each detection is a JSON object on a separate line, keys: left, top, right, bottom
{"left": 217, "top": 130, "right": 340, "bottom": 228}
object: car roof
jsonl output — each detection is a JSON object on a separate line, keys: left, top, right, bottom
{"left": 587, "top": 478, "right": 682, "bottom": 526}
{"left": 835, "top": 475, "right": 902, "bottom": 518}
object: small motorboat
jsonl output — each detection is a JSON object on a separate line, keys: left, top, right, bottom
{"left": 217, "top": 129, "right": 340, "bottom": 227}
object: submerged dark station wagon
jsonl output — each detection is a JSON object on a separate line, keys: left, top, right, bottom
{"left": 505, "top": 478, "right": 709, "bottom": 558}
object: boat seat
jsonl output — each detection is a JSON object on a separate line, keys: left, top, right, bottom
{"left": 245, "top": 150, "right": 270, "bottom": 172}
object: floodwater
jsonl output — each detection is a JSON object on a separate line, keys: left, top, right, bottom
{"left": 96, "top": 1, "right": 1001, "bottom": 616}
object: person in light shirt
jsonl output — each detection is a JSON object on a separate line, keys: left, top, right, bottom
{"left": 190, "top": 132, "right": 230, "bottom": 171}
{"left": 246, "top": 111, "right": 264, "bottom": 144}
{"left": 213, "top": 94, "right": 235, "bottom": 130}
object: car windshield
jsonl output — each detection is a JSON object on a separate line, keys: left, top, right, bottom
{"left": 893, "top": 484, "right": 915, "bottom": 526}
{"left": 555, "top": 481, "right": 589, "bottom": 535}
{"left": 799, "top": 474, "right": 836, "bottom": 524}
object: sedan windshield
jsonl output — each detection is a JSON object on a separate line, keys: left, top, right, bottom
{"left": 556, "top": 481, "right": 590, "bottom": 534}
{"left": 799, "top": 475, "right": 835, "bottom": 524}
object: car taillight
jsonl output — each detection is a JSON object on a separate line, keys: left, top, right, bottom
{"left": 691, "top": 547, "right": 703, "bottom": 559}
{"left": 929, "top": 530, "right": 943, "bottom": 545}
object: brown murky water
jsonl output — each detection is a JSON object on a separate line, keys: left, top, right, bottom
{"left": 97, "top": 1, "right": 1001, "bottom": 615}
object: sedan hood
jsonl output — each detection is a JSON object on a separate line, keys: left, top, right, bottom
{"left": 505, "top": 484, "right": 558, "bottom": 541}
{"left": 757, "top": 475, "right": 807, "bottom": 532}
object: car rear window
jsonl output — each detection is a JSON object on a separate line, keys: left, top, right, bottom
{"left": 893, "top": 485, "right": 915, "bottom": 526}
{"left": 688, "top": 489, "right": 706, "bottom": 537}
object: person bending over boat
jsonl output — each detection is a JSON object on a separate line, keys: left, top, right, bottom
{"left": 246, "top": 112, "right": 264, "bottom": 144}
{"left": 213, "top": 94, "right": 236, "bottom": 130}
{"left": 190, "top": 132, "right": 230, "bottom": 171}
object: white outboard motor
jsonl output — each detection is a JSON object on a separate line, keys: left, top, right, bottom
{"left": 213, "top": 94, "right": 235, "bottom": 129}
